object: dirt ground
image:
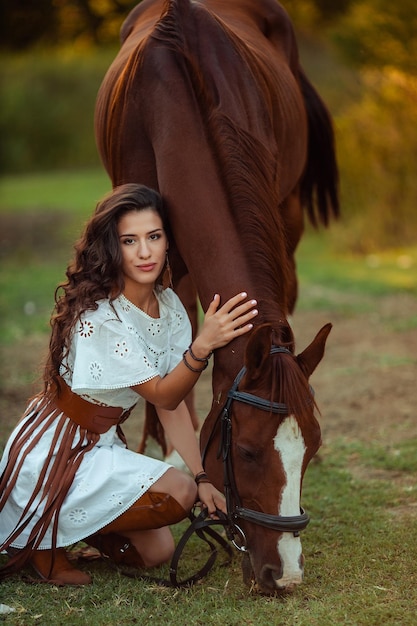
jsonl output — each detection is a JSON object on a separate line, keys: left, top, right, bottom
{"left": 1, "top": 290, "right": 416, "bottom": 451}
{"left": 292, "top": 290, "right": 416, "bottom": 447}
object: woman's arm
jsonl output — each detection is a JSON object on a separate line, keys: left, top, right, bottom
{"left": 156, "top": 401, "right": 205, "bottom": 477}
{"left": 157, "top": 401, "right": 227, "bottom": 515}
{"left": 131, "top": 292, "right": 257, "bottom": 410}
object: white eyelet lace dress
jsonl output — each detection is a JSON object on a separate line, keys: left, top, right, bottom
{"left": 0, "top": 288, "right": 191, "bottom": 550}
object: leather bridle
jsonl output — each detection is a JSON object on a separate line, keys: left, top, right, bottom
{"left": 204, "top": 346, "right": 311, "bottom": 551}
{"left": 120, "top": 346, "right": 312, "bottom": 587}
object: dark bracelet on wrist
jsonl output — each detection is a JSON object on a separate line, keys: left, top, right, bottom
{"left": 182, "top": 350, "right": 207, "bottom": 373}
{"left": 188, "top": 343, "right": 213, "bottom": 364}
{"left": 195, "top": 471, "right": 211, "bottom": 485}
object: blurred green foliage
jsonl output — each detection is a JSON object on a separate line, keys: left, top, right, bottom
{"left": 329, "top": 0, "right": 417, "bottom": 76}
{"left": 0, "top": 0, "right": 416, "bottom": 250}
{"left": 286, "top": 0, "right": 417, "bottom": 249}
{"left": 0, "top": 50, "right": 116, "bottom": 173}
{"left": 335, "top": 69, "right": 417, "bottom": 250}
{"left": 0, "top": 0, "right": 353, "bottom": 51}
{"left": 0, "top": 0, "right": 138, "bottom": 50}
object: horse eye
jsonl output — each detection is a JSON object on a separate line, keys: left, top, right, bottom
{"left": 237, "top": 445, "right": 258, "bottom": 462}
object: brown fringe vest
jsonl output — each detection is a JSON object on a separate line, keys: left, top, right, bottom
{"left": 0, "top": 377, "right": 134, "bottom": 578}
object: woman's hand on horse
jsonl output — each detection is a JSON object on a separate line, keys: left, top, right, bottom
{"left": 197, "top": 482, "right": 227, "bottom": 517}
{"left": 193, "top": 292, "right": 258, "bottom": 356}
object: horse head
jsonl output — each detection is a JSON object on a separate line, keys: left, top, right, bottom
{"left": 201, "top": 322, "right": 332, "bottom": 594}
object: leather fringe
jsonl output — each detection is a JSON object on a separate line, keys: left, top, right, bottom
{"left": 0, "top": 394, "right": 100, "bottom": 579}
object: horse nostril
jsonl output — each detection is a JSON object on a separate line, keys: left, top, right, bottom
{"left": 259, "top": 563, "right": 283, "bottom": 592}
{"left": 270, "top": 566, "right": 303, "bottom": 593}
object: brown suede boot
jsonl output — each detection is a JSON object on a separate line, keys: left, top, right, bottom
{"left": 86, "top": 533, "right": 145, "bottom": 568}
{"left": 85, "top": 492, "right": 187, "bottom": 569}
{"left": 30, "top": 548, "right": 92, "bottom": 586}
{"left": 101, "top": 492, "right": 187, "bottom": 534}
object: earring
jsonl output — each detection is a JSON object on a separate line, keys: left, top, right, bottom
{"left": 164, "top": 252, "right": 174, "bottom": 289}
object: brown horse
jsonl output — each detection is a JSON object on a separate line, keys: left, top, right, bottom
{"left": 95, "top": 0, "right": 338, "bottom": 594}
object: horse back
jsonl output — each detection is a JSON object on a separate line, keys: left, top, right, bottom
{"left": 96, "top": 0, "right": 306, "bottom": 180}
{"left": 96, "top": 0, "right": 337, "bottom": 226}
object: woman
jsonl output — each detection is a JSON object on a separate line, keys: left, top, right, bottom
{"left": 0, "top": 183, "right": 258, "bottom": 586}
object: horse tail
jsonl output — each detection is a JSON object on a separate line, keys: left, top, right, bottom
{"left": 299, "top": 68, "right": 340, "bottom": 227}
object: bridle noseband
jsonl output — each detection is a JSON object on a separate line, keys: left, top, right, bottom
{"left": 213, "top": 346, "right": 310, "bottom": 551}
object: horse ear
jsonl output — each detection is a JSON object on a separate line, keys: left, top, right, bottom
{"left": 296, "top": 323, "right": 332, "bottom": 379}
{"left": 244, "top": 324, "right": 273, "bottom": 380}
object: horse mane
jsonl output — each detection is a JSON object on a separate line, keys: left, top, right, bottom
{"left": 153, "top": 0, "right": 293, "bottom": 317}
{"left": 243, "top": 324, "right": 317, "bottom": 429}
{"left": 273, "top": 351, "right": 317, "bottom": 429}
{"left": 102, "top": 0, "right": 339, "bottom": 319}
{"left": 153, "top": 0, "right": 339, "bottom": 298}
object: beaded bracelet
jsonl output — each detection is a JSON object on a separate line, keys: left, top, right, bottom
{"left": 182, "top": 350, "right": 207, "bottom": 373}
{"left": 195, "top": 471, "right": 211, "bottom": 485}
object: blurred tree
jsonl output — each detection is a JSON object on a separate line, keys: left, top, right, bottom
{"left": 331, "top": 0, "right": 417, "bottom": 75}
{"left": 329, "top": 0, "right": 417, "bottom": 249}
{"left": 2, "top": 0, "right": 414, "bottom": 65}
{"left": 282, "top": 0, "right": 353, "bottom": 29}
{"left": 312, "top": 0, "right": 353, "bottom": 20}
{"left": 0, "top": 0, "right": 362, "bottom": 52}
{"left": 0, "top": 0, "right": 59, "bottom": 50}
{"left": 0, "top": 0, "right": 138, "bottom": 50}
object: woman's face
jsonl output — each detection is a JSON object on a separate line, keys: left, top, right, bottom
{"left": 117, "top": 208, "right": 168, "bottom": 294}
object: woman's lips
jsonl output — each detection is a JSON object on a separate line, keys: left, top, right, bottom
{"left": 137, "top": 263, "right": 157, "bottom": 272}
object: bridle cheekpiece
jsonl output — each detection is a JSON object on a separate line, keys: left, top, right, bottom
{"left": 219, "top": 346, "right": 310, "bottom": 550}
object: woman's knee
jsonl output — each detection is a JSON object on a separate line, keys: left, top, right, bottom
{"left": 154, "top": 468, "right": 197, "bottom": 511}
{"left": 145, "top": 536, "right": 175, "bottom": 567}
{"left": 129, "top": 528, "right": 175, "bottom": 568}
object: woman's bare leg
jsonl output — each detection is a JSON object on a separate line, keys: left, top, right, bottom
{"left": 121, "top": 527, "right": 175, "bottom": 567}
{"left": 149, "top": 467, "right": 196, "bottom": 510}
{"left": 88, "top": 468, "right": 197, "bottom": 568}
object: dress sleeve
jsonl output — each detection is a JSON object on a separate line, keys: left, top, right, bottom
{"left": 68, "top": 311, "right": 159, "bottom": 392}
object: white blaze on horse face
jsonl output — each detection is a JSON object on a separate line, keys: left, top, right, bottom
{"left": 273, "top": 415, "right": 306, "bottom": 589}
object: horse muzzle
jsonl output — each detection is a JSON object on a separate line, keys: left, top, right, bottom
{"left": 242, "top": 551, "right": 305, "bottom": 595}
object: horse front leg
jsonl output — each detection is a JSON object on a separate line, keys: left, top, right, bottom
{"left": 175, "top": 273, "right": 199, "bottom": 433}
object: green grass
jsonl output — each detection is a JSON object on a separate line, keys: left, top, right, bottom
{"left": 0, "top": 169, "right": 110, "bottom": 217}
{"left": 296, "top": 230, "right": 417, "bottom": 313}
{"left": 297, "top": 230, "right": 417, "bottom": 295}
{"left": 0, "top": 169, "right": 111, "bottom": 343}
{"left": 331, "top": 437, "right": 417, "bottom": 474}
{"left": 1, "top": 445, "right": 416, "bottom": 625}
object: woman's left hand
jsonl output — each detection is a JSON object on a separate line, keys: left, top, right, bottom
{"left": 197, "top": 482, "right": 227, "bottom": 518}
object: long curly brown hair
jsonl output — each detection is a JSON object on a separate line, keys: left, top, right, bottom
{"left": 44, "top": 183, "right": 167, "bottom": 394}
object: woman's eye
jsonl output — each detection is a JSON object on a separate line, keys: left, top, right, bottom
{"left": 149, "top": 233, "right": 161, "bottom": 241}
{"left": 122, "top": 238, "right": 135, "bottom": 245}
